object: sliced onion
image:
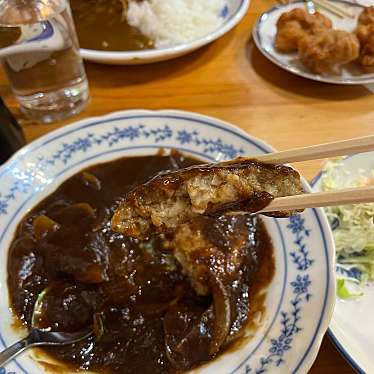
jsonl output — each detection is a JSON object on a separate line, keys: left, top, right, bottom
{"left": 209, "top": 273, "right": 231, "bottom": 355}
{"left": 163, "top": 305, "right": 211, "bottom": 370}
{"left": 93, "top": 312, "right": 105, "bottom": 341}
{"left": 82, "top": 171, "right": 101, "bottom": 191}
{"left": 32, "top": 215, "right": 60, "bottom": 240}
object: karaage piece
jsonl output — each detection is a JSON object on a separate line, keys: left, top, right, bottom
{"left": 358, "top": 6, "right": 374, "bottom": 26}
{"left": 111, "top": 159, "right": 304, "bottom": 239}
{"left": 298, "top": 29, "right": 360, "bottom": 74}
{"left": 275, "top": 8, "right": 332, "bottom": 53}
{"left": 360, "top": 42, "right": 374, "bottom": 69}
{"left": 356, "top": 24, "right": 374, "bottom": 68}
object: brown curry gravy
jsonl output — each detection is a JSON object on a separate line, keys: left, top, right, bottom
{"left": 7, "top": 153, "right": 274, "bottom": 374}
{"left": 0, "top": 26, "right": 21, "bottom": 48}
{"left": 70, "top": 0, "right": 153, "bottom": 51}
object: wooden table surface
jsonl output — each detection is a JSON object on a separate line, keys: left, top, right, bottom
{"left": 1, "top": 0, "right": 371, "bottom": 372}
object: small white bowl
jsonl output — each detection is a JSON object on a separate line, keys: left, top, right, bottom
{"left": 79, "top": 0, "right": 250, "bottom": 65}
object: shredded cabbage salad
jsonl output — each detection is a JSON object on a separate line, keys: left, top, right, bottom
{"left": 321, "top": 158, "right": 374, "bottom": 299}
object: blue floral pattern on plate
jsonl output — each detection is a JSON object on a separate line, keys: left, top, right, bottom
{"left": 244, "top": 216, "right": 314, "bottom": 374}
{"left": 0, "top": 368, "right": 16, "bottom": 374}
{"left": 0, "top": 124, "right": 245, "bottom": 216}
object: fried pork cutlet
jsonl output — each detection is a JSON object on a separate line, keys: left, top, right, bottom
{"left": 171, "top": 214, "right": 270, "bottom": 356}
{"left": 111, "top": 158, "right": 304, "bottom": 239}
{"left": 173, "top": 215, "right": 258, "bottom": 296}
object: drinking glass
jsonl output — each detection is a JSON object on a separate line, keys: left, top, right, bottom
{"left": 0, "top": 0, "right": 89, "bottom": 123}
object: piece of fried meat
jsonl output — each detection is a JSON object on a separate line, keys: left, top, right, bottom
{"left": 358, "top": 6, "right": 374, "bottom": 26}
{"left": 111, "top": 158, "right": 304, "bottom": 239}
{"left": 274, "top": 8, "right": 332, "bottom": 53}
{"left": 171, "top": 214, "right": 269, "bottom": 355}
{"left": 298, "top": 29, "right": 360, "bottom": 74}
{"left": 356, "top": 24, "right": 374, "bottom": 69}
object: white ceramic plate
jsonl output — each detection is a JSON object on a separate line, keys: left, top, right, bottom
{"left": 313, "top": 152, "right": 374, "bottom": 374}
{"left": 252, "top": 0, "right": 374, "bottom": 85}
{"left": 0, "top": 110, "right": 335, "bottom": 373}
{"left": 79, "top": 0, "right": 249, "bottom": 65}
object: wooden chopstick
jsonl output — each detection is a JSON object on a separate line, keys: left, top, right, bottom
{"left": 259, "top": 185, "right": 374, "bottom": 213}
{"left": 313, "top": 0, "right": 355, "bottom": 18}
{"left": 255, "top": 134, "right": 374, "bottom": 165}
{"left": 274, "top": 0, "right": 354, "bottom": 18}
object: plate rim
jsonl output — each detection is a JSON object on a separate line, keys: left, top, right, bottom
{"left": 328, "top": 328, "right": 365, "bottom": 374}
{"left": 252, "top": 0, "right": 374, "bottom": 86}
{"left": 0, "top": 108, "right": 270, "bottom": 177}
{"left": 0, "top": 109, "right": 335, "bottom": 373}
{"left": 79, "top": 0, "right": 250, "bottom": 63}
{"left": 311, "top": 160, "right": 368, "bottom": 374}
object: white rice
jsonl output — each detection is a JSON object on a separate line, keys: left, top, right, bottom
{"left": 126, "top": 0, "right": 226, "bottom": 48}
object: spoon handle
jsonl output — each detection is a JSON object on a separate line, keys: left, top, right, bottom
{"left": 0, "top": 336, "right": 31, "bottom": 367}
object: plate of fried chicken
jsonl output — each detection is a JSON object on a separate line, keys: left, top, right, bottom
{"left": 253, "top": 1, "right": 374, "bottom": 84}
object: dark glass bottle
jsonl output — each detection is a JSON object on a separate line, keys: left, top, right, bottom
{"left": 0, "top": 97, "right": 25, "bottom": 164}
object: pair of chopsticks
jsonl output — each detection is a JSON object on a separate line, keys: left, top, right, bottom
{"left": 312, "top": 0, "right": 355, "bottom": 18}
{"left": 276, "top": 0, "right": 354, "bottom": 19}
{"left": 253, "top": 134, "right": 374, "bottom": 213}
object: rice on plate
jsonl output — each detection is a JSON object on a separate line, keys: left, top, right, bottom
{"left": 78, "top": 0, "right": 249, "bottom": 64}
{"left": 127, "top": 0, "right": 226, "bottom": 48}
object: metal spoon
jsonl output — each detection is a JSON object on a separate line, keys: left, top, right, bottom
{"left": 0, "top": 288, "right": 93, "bottom": 368}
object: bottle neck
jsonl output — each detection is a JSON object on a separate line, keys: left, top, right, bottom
{"left": 0, "top": 0, "right": 65, "bottom": 25}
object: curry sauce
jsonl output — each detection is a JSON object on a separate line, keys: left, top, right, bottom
{"left": 70, "top": 0, "right": 153, "bottom": 51}
{"left": 7, "top": 153, "right": 274, "bottom": 373}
